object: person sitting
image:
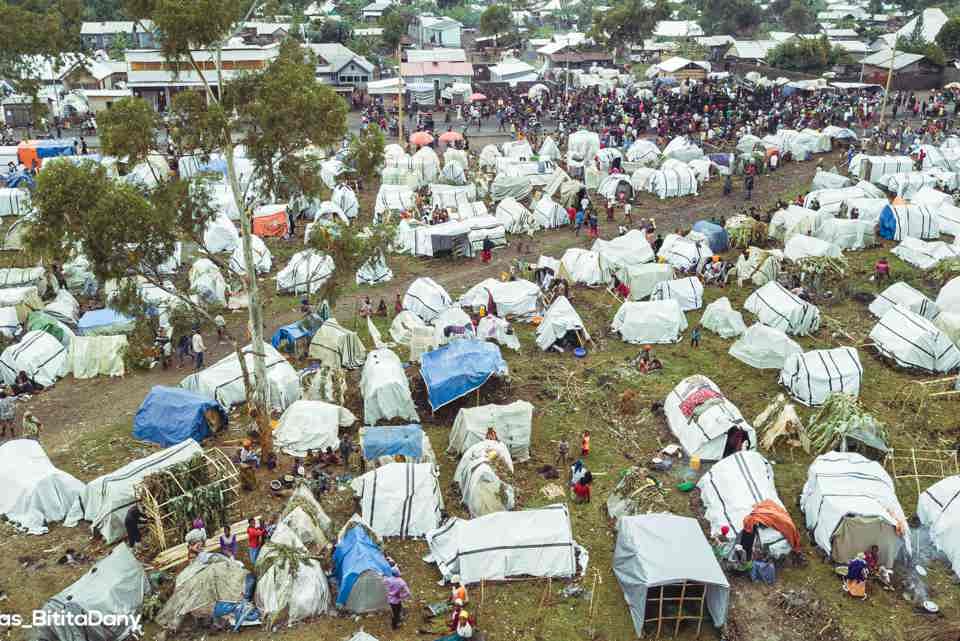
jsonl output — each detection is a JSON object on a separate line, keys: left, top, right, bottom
{"left": 612, "top": 275, "right": 630, "bottom": 300}
{"left": 376, "top": 299, "right": 388, "bottom": 316}
{"left": 572, "top": 470, "right": 592, "bottom": 503}
{"left": 12, "top": 371, "right": 40, "bottom": 395}
{"left": 359, "top": 296, "right": 373, "bottom": 317}
{"left": 239, "top": 439, "right": 261, "bottom": 467}
{"left": 843, "top": 553, "right": 869, "bottom": 599}
{"left": 322, "top": 447, "right": 341, "bottom": 465}
{"left": 864, "top": 544, "right": 893, "bottom": 588}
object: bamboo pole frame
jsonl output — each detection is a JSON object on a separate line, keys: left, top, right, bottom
{"left": 642, "top": 581, "right": 707, "bottom": 639}
{"left": 885, "top": 448, "right": 960, "bottom": 496}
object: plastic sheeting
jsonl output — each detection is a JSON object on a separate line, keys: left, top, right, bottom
{"left": 351, "top": 462, "right": 443, "bottom": 538}
{"left": 917, "top": 475, "right": 960, "bottom": 579}
{"left": 361, "top": 424, "right": 424, "bottom": 461}
{"left": 870, "top": 282, "right": 938, "bottom": 319}
{"left": 133, "top": 386, "right": 223, "bottom": 446}
{"left": 701, "top": 297, "right": 747, "bottom": 338}
{"left": 744, "top": 282, "right": 820, "bottom": 335}
{"left": 356, "top": 253, "right": 393, "bottom": 286}
{"left": 560, "top": 248, "right": 604, "bottom": 286}
{"left": 650, "top": 276, "right": 704, "bottom": 311}
{"left": 449, "top": 400, "right": 533, "bottom": 461}
{"left": 403, "top": 277, "right": 452, "bottom": 323}
{"left": 228, "top": 234, "right": 272, "bottom": 276}
{"left": 308, "top": 319, "right": 366, "bottom": 369}
{"left": 454, "top": 440, "right": 515, "bottom": 517}
{"left": 189, "top": 258, "right": 227, "bottom": 307}
{"left": 869, "top": 306, "right": 960, "bottom": 373}
{"left": 70, "top": 335, "right": 127, "bottom": 380}
{"left": 769, "top": 205, "right": 832, "bottom": 242}
{"left": 0, "top": 330, "right": 68, "bottom": 387}
{"left": 532, "top": 196, "right": 567, "bottom": 229}
{"left": 878, "top": 204, "right": 939, "bottom": 240}
{"left": 662, "top": 136, "right": 704, "bottom": 162}
{"left": 780, "top": 347, "right": 863, "bottom": 406}
{"left": 665, "top": 375, "right": 756, "bottom": 461}
{"left": 816, "top": 218, "right": 874, "bottom": 251}
{"left": 612, "top": 300, "right": 687, "bottom": 344}
{"left": 784, "top": 234, "right": 843, "bottom": 261}
{"left": 0, "top": 439, "right": 84, "bottom": 534}
{"left": 361, "top": 348, "right": 418, "bottom": 425}
{"left": 647, "top": 166, "right": 698, "bottom": 198}
{"left": 420, "top": 340, "right": 508, "bottom": 411}
{"left": 657, "top": 234, "right": 711, "bottom": 271}
{"left": 77, "top": 308, "right": 135, "bottom": 336}
{"left": 893, "top": 238, "right": 960, "bottom": 270}
{"left": 460, "top": 278, "right": 539, "bottom": 318}
{"left": 180, "top": 342, "right": 301, "bottom": 411}
{"left": 691, "top": 220, "right": 729, "bottom": 253}
{"left": 591, "top": 230, "right": 655, "bottom": 282}
{"left": 274, "top": 400, "right": 355, "bottom": 457}
{"left": 277, "top": 250, "right": 335, "bottom": 295}
{"left": 536, "top": 296, "right": 589, "bottom": 350}
{"left": 729, "top": 323, "right": 802, "bottom": 370}
{"left": 332, "top": 523, "right": 392, "bottom": 610}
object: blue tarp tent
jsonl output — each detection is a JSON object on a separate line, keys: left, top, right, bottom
{"left": 133, "top": 385, "right": 226, "bottom": 446}
{"left": 77, "top": 308, "right": 136, "bottom": 336}
{"left": 332, "top": 524, "right": 393, "bottom": 608}
{"left": 420, "top": 340, "right": 508, "bottom": 411}
{"left": 692, "top": 220, "right": 730, "bottom": 253}
{"left": 362, "top": 424, "right": 423, "bottom": 460}
{"left": 270, "top": 322, "right": 313, "bottom": 352}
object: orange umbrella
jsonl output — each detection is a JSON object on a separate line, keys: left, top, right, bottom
{"left": 409, "top": 131, "right": 434, "bottom": 146}
{"left": 438, "top": 130, "right": 463, "bottom": 143}
{"left": 469, "top": 92, "right": 487, "bottom": 101}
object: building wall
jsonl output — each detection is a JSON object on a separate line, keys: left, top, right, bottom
{"left": 861, "top": 62, "right": 943, "bottom": 89}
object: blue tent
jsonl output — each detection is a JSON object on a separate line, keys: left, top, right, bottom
{"left": 692, "top": 220, "right": 730, "bottom": 253}
{"left": 77, "top": 308, "right": 136, "bottom": 336}
{"left": 362, "top": 425, "right": 423, "bottom": 460}
{"left": 420, "top": 340, "right": 508, "bottom": 411}
{"left": 332, "top": 524, "right": 393, "bottom": 608}
{"left": 133, "top": 386, "right": 225, "bottom": 446}
{"left": 271, "top": 321, "right": 313, "bottom": 352}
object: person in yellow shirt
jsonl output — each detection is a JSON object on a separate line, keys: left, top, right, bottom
{"left": 581, "top": 430, "right": 591, "bottom": 457}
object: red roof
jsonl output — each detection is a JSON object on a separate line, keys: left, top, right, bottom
{"left": 401, "top": 61, "right": 474, "bottom": 77}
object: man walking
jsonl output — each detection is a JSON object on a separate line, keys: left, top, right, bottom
{"left": 691, "top": 325, "right": 702, "bottom": 348}
{"left": 744, "top": 173, "right": 754, "bottom": 201}
{"left": 192, "top": 328, "right": 206, "bottom": 371}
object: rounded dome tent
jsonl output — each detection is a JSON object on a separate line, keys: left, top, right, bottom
{"left": 592, "top": 230, "right": 656, "bottom": 282}
{"left": 180, "top": 342, "right": 300, "bottom": 410}
{"left": 656, "top": 234, "right": 711, "bottom": 271}
{"left": 870, "top": 282, "right": 937, "bottom": 319}
{"left": 625, "top": 139, "right": 660, "bottom": 165}
{"left": 389, "top": 310, "right": 427, "bottom": 345}
{"left": 155, "top": 554, "right": 248, "bottom": 631}
{"left": 566, "top": 130, "right": 600, "bottom": 165}
{"left": 729, "top": 323, "right": 802, "bottom": 369}
{"left": 454, "top": 440, "right": 515, "bottom": 517}
{"left": 413, "top": 147, "right": 440, "bottom": 183}
{"left": 869, "top": 306, "right": 960, "bottom": 373}
{"left": 0, "top": 330, "right": 68, "bottom": 387}
{"left": 360, "top": 348, "right": 418, "bottom": 425}
{"left": 277, "top": 250, "right": 335, "bottom": 294}
{"left": 691, "top": 220, "right": 729, "bottom": 253}
{"left": 321, "top": 158, "right": 347, "bottom": 189}
{"left": 664, "top": 375, "right": 757, "bottom": 461}
{"left": 479, "top": 144, "right": 502, "bottom": 170}
{"left": 441, "top": 162, "right": 467, "bottom": 185}
{"left": 332, "top": 184, "right": 360, "bottom": 220}
{"left": 561, "top": 248, "right": 604, "bottom": 286}
{"left": 203, "top": 211, "right": 240, "bottom": 253}
{"left": 650, "top": 276, "right": 703, "bottom": 311}
{"left": 918, "top": 475, "right": 960, "bottom": 579}
{"left": 701, "top": 297, "right": 746, "bottom": 338}
{"left": 350, "top": 462, "right": 443, "bottom": 538}
{"left": 801, "top": 452, "right": 907, "bottom": 566}
{"left": 662, "top": 136, "right": 704, "bottom": 162}
{"left": 0, "top": 439, "right": 84, "bottom": 534}
{"left": 495, "top": 198, "right": 537, "bottom": 234}
{"left": 254, "top": 523, "right": 332, "bottom": 625}
{"left": 647, "top": 166, "right": 698, "bottom": 199}
{"left": 630, "top": 167, "right": 656, "bottom": 192}
{"left": 744, "top": 282, "right": 821, "bottom": 336}
{"left": 538, "top": 136, "right": 560, "bottom": 160}
{"left": 784, "top": 234, "right": 842, "bottom": 262}
{"left": 878, "top": 204, "right": 939, "bottom": 240}
{"left": 228, "top": 234, "right": 272, "bottom": 275}
{"left": 189, "top": 258, "right": 227, "bottom": 306}
{"left": 597, "top": 174, "right": 633, "bottom": 201}
{"left": 596, "top": 148, "right": 623, "bottom": 172}
{"left": 779, "top": 347, "right": 862, "bottom": 406}
{"left": 612, "top": 300, "right": 687, "bottom": 344}
{"left": 460, "top": 278, "right": 540, "bottom": 318}
{"left": 403, "top": 277, "right": 452, "bottom": 323}
{"left": 532, "top": 196, "right": 567, "bottom": 229}
{"left": 937, "top": 276, "right": 960, "bottom": 313}
{"left": 309, "top": 318, "right": 367, "bottom": 369}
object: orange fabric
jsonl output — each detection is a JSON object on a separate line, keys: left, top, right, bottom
{"left": 252, "top": 210, "right": 288, "bottom": 237}
{"left": 17, "top": 142, "right": 38, "bottom": 169}
{"left": 845, "top": 579, "right": 866, "bottom": 597}
{"left": 892, "top": 196, "right": 906, "bottom": 206}
{"left": 742, "top": 499, "right": 801, "bottom": 551}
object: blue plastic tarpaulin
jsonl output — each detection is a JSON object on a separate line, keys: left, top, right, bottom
{"left": 77, "top": 308, "right": 135, "bottom": 335}
{"left": 692, "top": 220, "right": 730, "bottom": 253}
{"left": 332, "top": 525, "right": 393, "bottom": 607}
{"left": 878, "top": 205, "right": 897, "bottom": 240}
{"left": 271, "top": 322, "right": 313, "bottom": 352}
{"left": 133, "top": 385, "right": 226, "bottom": 446}
{"left": 420, "top": 340, "right": 508, "bottom": 411}
{"left": 362, "top": 425, "right": 423, "bottom": 460}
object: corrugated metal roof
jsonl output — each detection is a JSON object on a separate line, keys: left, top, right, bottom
{"left": 860, "top": 50, "right": 925, "bottom": 69}
{"left": 401, "top": 61, "right": 474, "bottom": 76}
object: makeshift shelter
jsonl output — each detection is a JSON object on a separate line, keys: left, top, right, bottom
{"left": 700, "top": 297, "right": 747, "bottom": 338}
{"left": 454, "top": 440, "right": 515, "bottom": 517}
{"left": 811, "top": 169, "right": 851, "bottom": 190}
{"left": 597, "top": 174, "right": 633, "bottom": 201}
{"left": 744, "top": 282, "right": 820, "bottom": 335}
{"left": 870, "top": 282, "right": 938, "bottom": 319}
{"left": 332, "top": 521, "right": 392, "bottom": 612}
{"left": 464, "top": 215, "right": 507, "bottom": 252}
{"left": 800, "top": 452, "right": 907, "bottom": 566}
{"left": 664, "top": 375, "right": 756, "bottom": 461}
{"left": 65, "top": 439, "right": 203, "bottom": 543}
{"left": 884, "top": 171, "right": 938, "bottom": 198}
{"left": 28, "top": 310, "right": 74, "bottom": 347}
{"left": 850, "top": 154, "right": 913, "bottom": 182}
{"left": 479, "top": 144, "right": 503, "bottom": 169}
{"left": 495, "top": 198, "right": 537, "bottom": 234}
{"left": 620, "top": 263, "right": 674, "bottom": 300}
{"left": 647, "top": 166, "right": 698, "bottom": 198}
{"left": 189, "top": 258, "right": 227, "bottom": 307}
{"left": 691, "top": 220, "right": 729, "bottom": 253}
{"left": 560, "top": 248, "right": 604, "bottom": 286}
{"left": 532, "top": 196, "right": 568, "bottom": 229}
{"left": 784, "top": 234, "right": 843, "bottom": 261}
{"left": 133, "top": 386, "right": 225, "bottom": 447}
{"left": 650, "top": 276, "right": 704, "bottom": 311}
{"left": 878, "top": 204, "right": 939, "bottom": 240}
{"left": 430, "top": 305, "right": 475, "bottom": 348}
{"left": 937, "top": 276, "right": 960, "bottom": 313}
{"left": 3, "top": 216, "right": 33, "bottom": 251}
{"left": 413, "top": 147, "right": 441, "bottom": 183}
{"left": 729, "top": 324, "right": 802, "bottom": 370}
{"left": 816, "top": 217, "right": 874, "bottom": 250}
{"left": 271, "top": 322, "right": 313, "bottom": 356}
{"left": 77, "top": 308, "right": 134, "bottom": 336}
{"left": 255, "top": 523, "right": 331, "bottom": 625}
{"left": 612, "top": 300, "right": 688, "bottom": 344}
{"left": 657, "top": 234, "right": 711, "bottom": 271}
{"left": 425, "top": 504, "right": 581, "bottom": 584}
{"left": 180, "top": 342, "right": 301, "bottom": 411}
{"left": 252, "top": 204, "right": 289, "bottom": 237}
{"left": 228, "top": 234, "right": 272, "bottom": 275}
{"left": 403, "top": 277, "right": 452, "bottom": 323}
{"left": 420, "top": 340, "right": 507, "bottom": 411}
{"left": 625, "top": 139, "right": 660, "bottom": 165}
{"left": 780, "top": 347, "right": 863, "bottom": 406}
{"left": 536, "top": 296, "right": 589, "bottom": 351}
{"left": 869, "top": 306, "right": 960, "bottom": 373}
{"left": 662, "top": 136, "right": 704, "bottom": 162}
{"left": 374, "top": 185, "right": 416, "bottom": 219}
{"left": 274, "top": 400, "right": 355, "bottom": 457}
{"left": 448, "top": 395, "right": 533, "bottom": 457}
{"left": 276, "top": 250, "right": 335, "bottom": 295}
{"left": 614, "top": 514, "right": 729, "bottom": 638}
{"left": 203, "top": 211, "right": 240, "bottom": 253}
{"left": 733, "top": 247, "right": 782, "bottom": 287}
{"left": 0, "top": 306, "right": 18, "bottom": 338}
{"left": 591, "top": 230, "right": 655, "bottom": 282}
{"left": 489, "top": 174, "right": 533, "bottom": 202}
{"left": 539, "top": 136, "right": 561, "bottom": 160}
{"left": 350, "top": 462, "right": 442, "bottom": 538}
{"left": 892, "top": 238, "right": 960, "bottom": 270}
{"left": 566, "top": 130, "right": 601, "bottom": 166}
{"left": 155, "top": 555, "right": 249, "bottom": 632}
{"left": 356, "top": 253, "right": 393, "bottom": 286}
{"left": 631, "top": 167, "right": 656, "bottom": 193}
{"left": 0, "top": 439, "right": 83, "bottom": 534}
{"left": 460, "top": 278, "right": 539, "bottom": 319}
{"left": 0, "top": 330, "right": 68, "bottom": 387}
{"left": 933, "top": 202, "right": 960, "bottom": 237}
{"left": 360, "top": 424, "right": 434, "bottom": 466}
{"left": 308, "top": 319, "right": 366, "bottom": 369}
{"left": 769, "top": 205, "right": 832, "bottom": 242}
{"left": 697, "top": 451, "right": 797, "bottom": 558}
{"left": 361, "top": 348, "right": 418, "bottom": 425}
{"left": 0, "top": 285, "right": 42, "bottom": 323}
{"left": 917, "top": 475, "right": 960, "bottom": 579}
{"left": 0, "top": 187, "right": 30, "bottom": 217}
{"left": 36, "top": 545, "right": 149, "bottom": 641}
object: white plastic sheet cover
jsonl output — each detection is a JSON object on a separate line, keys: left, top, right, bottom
{"left": 536, "top": 296, "right": 589, "bottom": 350}
{"left": 664, "top": 375, "right": 756, "bottom": 460}
{"left": 744, "top": 282, "right": 821, "bottom": 336}
{"left": 938, "top": 275, "right": 960, "bottom": 314}
{"left": 881, "top": 204, "right": 939, "bottom": 240}
{"left": 203, "top": 210, "right": 240, "bottom": 253}
{"left": 390, "top": 310, "right": 426, "bottom": 345}
{"left": 884, "top": 171, "right": 938, "bottom": 198}
{"left": 597, "top": 175, "right": 632, "bottom": 201}
{"left": 849, "top": 154, "right": 913, "bottom": 182}
{"left": 465, "top": 215, "right": 506, "bottom": 252}
{"left": 843, "top": 197, "right": 889, "bottom": 222}
{"left": 729, "top": 323, "right": 802, "bottom": 369}
{"left": 656, "top": 233, "right": 711, "bottom": 271}
{"left": 277, "top": 250, "right": 335, "bottom": 294}
{"left": 333, "top": 184, "right": 360, "bottom": 220}
{"left": 768, "top": 205, "right": 832, "bottom": 242}
{"left": 425, "top": 504, "right": 580, "bottom": 584}
{"left": 662, "top": 136, "right": 704, "bottom": 162}
{"left": 361, "top": 348, "right": 418, "bottom": 425}
{"left": 356, "top": 252, "right": 393, "bottom": 286}
{"left": 479, "top": 144, "right": 503, "bottom": 169}
{"left": 351, "top": 462, "right": 443, "bottom": 538}
{"left": 444, "top": 148, "right": 469, "bottom": 170}
{"left": 309, "top": 318, "right": 367, "bottom": 369}
{"left": 403, "top": 277, "right": 452, "bottom": 323}
{"left": 502, "top": 140, "right": 534, "bottom": 160}
{"left": 449, "top": 400, "right": 533, "bottom": 461}
{"left": 70, "top": 335, "right": 127, "bottom": 379}
{"left": 816, "top": 218, "right": 874, "bottom": 251}
{"left": 811, "top": 169, "right": 851, "bottom": 190}
{"left": 460, "top": 278, "right": 539, "bottom": 318}
{"left": 566, "top": 130, "right": 601, "bottom": 165}
{"left": 614, "top": 514, "right": 729, "bottom": 636}
{"left": 933, "top": 202, "right": 960, "bottom": 237}
{"left": 0, "top": 439, "right": 84, "bottom": 534}
{"left": 701, "top": 297, "right": 746, "bottom": 338}
{"left": 255, "top": 523, "right": 331, "bottom": 624}
{"left": 620, "top": 263, "right": 674, "bottom": 300}
{"left": 532, "top": 196, "right": 568, "bottom": 229}
{"left": 912, "top": 186, "right": 953, "bottom": 209}
{"left": 697, "top": 451, "right": 792, "bottom": 556}
{"left": 495, "top": 198, "right": 537, "bottom": 234}
{"left": 804, "top": 185, "right": 878, "bottom": 214}
{"left": 180, "top": 342, "right": 301, "bottom": 411}
{"left": 612, "top": 299, "right": 687, "bottom": 344}
{"left": 45, "top": 288, "right": 80, "bottom": 324}
{"left": 0, "top": 330, "right": 69, "bottom": 387}
{"left": 784, "top": 234, "right": 843, "bottom": 262}
{"left": 274, "top": 400, "right": 355, "bottom": 457}
{"left": 0, "top": 187, "right": 30, "bottom": 217}
{"left": 650, "top": 276, "right": 704, "bottom": 311}
{"left": 894, "top": 238, "right": 960, "bottom": 270}
{"left": 229, "top": 234, "right": 272, "bottom": 276}
{"left": 869, "top": 306, "right": 960, "bottom": 373}
{"left": 591, "top": 230, "right": 655, "bottom": 282}
{"left": 631, "top": 167, "right": 656, "bottom": 192}
{"left": 561, "top": 248, "right": 604, "bottom": 286}
{"left": 625, "top": 139, "right": 660, "bottom": 165}
{"left": 189, "top": 258, "right": 228, "bottom": 306}
{"left": 64, "top": 439, "right": 203, "bottom": 543}
{"left": 871, "top": 282, "right": 937, "bottom": 320}
{"left": 539, "top": 136, "right": 561, "bottom": 160}
{"left": 374, "top": 184, "right": 416, "bottom": 219}
{"left": 454, "top": 440, "right": 515, "bottom": 517}
{"left": 441, "top": 162, "right": 467, "bottom": 185}
{"left": 779, "top": 347, "right": 863, "bottom": 406}
{"left": 0, "top": 306, "right": 19, "bottom": 338}
{"left": 413, "top": 146, "right": 441, "bottom": 183}
{"left": 800, "top": 452, "right": 906, "bottom": 563}
{"left": 647, "top": 165, "right": 698, "bottom": 198}
{"left": 917, "top": 475, "right": 960, "bottom": 579}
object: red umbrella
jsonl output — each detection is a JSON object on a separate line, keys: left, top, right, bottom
{"left": 438, "top": 130, "right": 463, "bottom": 143}
{"left": 409, "top": 131, "right": 434, "bottom": 146}
{"left": 469, "top": 92, "right": 487, "bottom": 101}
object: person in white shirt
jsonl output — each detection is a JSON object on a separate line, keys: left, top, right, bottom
{"left": 192, "top": 329, "right": 206, "bottom": 371}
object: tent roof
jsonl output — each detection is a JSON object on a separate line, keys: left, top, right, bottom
{"left": 420, "top": 340, "right": 508, "bottom": 411}
{"left": 362, "top": 424, "right": 424, "bottom": 460}
{"left": 133, "top": 385, "right": 224, "bottom": 447}
{"left": 616, "top": 514, "right": 729, "bottom": 588}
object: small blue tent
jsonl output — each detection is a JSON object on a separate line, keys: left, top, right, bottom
{"left": 133, "top": 385, "right": 226, "bottom": 446}
{"left": 332, "top": 524, "right": 393, "bottom": 609}
{"left": 692, "top": 220, "right": 730, "bottom": 253}
{"left": 420, "top": 340, "right": 508, "bottom": 411}
{"left": 361, "top": 425, "right": 423, "bottom": 460}
{"left": 77, "top": 308, "right": 136, "bottom": 336}
{"left": 270, "top": 321, "right": 313, "bottom": 353}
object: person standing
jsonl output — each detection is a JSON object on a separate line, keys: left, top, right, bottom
{"left": 691, "top": 325, "right": 701, "bottom": 347}
{"left": 247, "top": 517, "right": 265, "bottom": 565}
{"left": 744, "top": 173, "right": 754, "bottom": 201}
{"left": 581, "top": 430, "right": 591, "bottom": 457}
{"left": 176, "top": 332, "right": 191, "bottom": 368}
{"left": 192, "top": 328, "right": 206, "bottom": 371}
{"left": 220, "top": 525, "right": 238, "bottom": 559}
{"left": 0, "top": 390, "right": 15, "bottom": 438}
{"left": 214, "top": 314, "right": 226, "bottom": 343}
{"left": 21, "top": 411, "right": 41, "bottom": 441}
{"left": 555, "top": 436, "right": 569, "bottom": 467}
{"left": 125, "top": 502, "right": 144, "bottom": 549}
{"left": 574, "top": 209, "right": 585, "bottom": 236}
{"left": 383, "top": 568, "right": 412, "bottom": 630}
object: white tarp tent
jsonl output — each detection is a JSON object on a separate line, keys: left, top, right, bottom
{"left": 801, "top": 452, "right": 906, "bottom": 566}
{"left": 612, "top": 300, "right": 687, "bottom": 344}
{"left": 203, "top": 211, "right": 240, "bottom": 253}
{"left": 0, "top": 439, "right": 84, "bottom": 534}
{"left": 228, "top": 234, "right": 272, "bottom": 275}
{"left": 650, "top": 276, "right": 704, "bottom": 311}
{"left": 0, "top": 188, "right": 30, "bottom": 217}
{"left": 733, "top": 247, "right": 782, "bottom": 288}
{"left": 769, "top": 205, "right": 832, "bottom": 242}
{"left": 884, "top": 171, "right": 938, "bottom": 198}
{"left": 255, "top": 522, "right": 331, "bottom": 624}
{"left": 932, "top": 202, "right": 960, "bottom": 237}
{"left": 779, "top": 347, "right": 863, "bottom": 406}
{"left": 333, "top": 184, "right": 360, "bottom": 220}
{"left": 425, "top": 504, "right": 580, "bottom": 584}
{"left": 816, "top": 218, "right": 874, "bottom": 250}
{"left": 870, "top": 282, "right": 938, "bottom": 319}
{"left": 701, "top": 297, "right": 746, "bottom": 338}
{"left": 454, "top": 440, "right": 515, "bottom": 517}
{"left": 360, "top": 348, "right": 418, "bottom": 425}
{"left": 591, "top": 230, "right": 655, "bottom": 282}
{"left": 625, "top": 139, "right": 660, "bottom": 165}
{"left": 811, "top": 169, "right": 851, "bottom": 190}
{"left": 180, "top": 342, "right": 300, "bottom": 411}
{"left": 938, "top": 276, "right": 960, "bottom": 313}
{"left": 893, "top": 238, "right": 960, "bottom": 270}
{"left": 276, "top": 250, "right": 335, "bottom": 295}
{"left": 620, "top": 263, "right": 674, "bottom": 300}
{"left": 309, "top": 318, "right": 367, "bottom": 369}
{"left": 917, "top": 475, "right": 960, "bottom": 579}
{"left": 65, "top": 439, "right": 203, "bottom": 543}
{"left": 0, "top": 330, "right": 69, "bottom": 387}
{"left": 869, "top": 306, "right": 960, "bottom": 373}
{"left": 729, "top": 323, "right": 802, "bottom": 370}
{"left": 495, "top": 198, "right": 538, "bottom": 234}
{"left": 849, "top": 154, "right": 913, "bottom": 182}
{"left": 664, "top": 375, "right": 756, "bottom": 461}
{"left": 351, "top": 462, "right": 443, "bottom": 538}
{"left": 274, "top": 400, "right": 355, "bottom": 457}
{"left": 449, "top": 400, "right": 533, "bottom": 461}
{"left": 189, "top": 258, "right": 227, "bottom": 306}
{"left": 356, "top": 252, "right": 393, "bottom": 286}
{"left": 536, "top": 296, "right": 589, "bottom": 351}
{"left": 662, "top": 136, "right": 704, "bottom": 162}
{"left": 880, "top": 204, "right": 939, "bottom": 240}
{"left": 374, "top": 185, "right": 416, "bottom": 219}
{"left": 744, "top": 282, "right": 820, "bottom": 335}
{"left": 566, "top": 130, "right": 601, "bottom": 166}
{"left": 647, "top": 166, "right": 698, "bottom": 198}
{"left": 403, "top": 277, "right": 452, "bottom": 323}
{"left": 460, "top": 278, "right": 539, "bottom": 318}
{"left": 784, "top": 234, "right": 842, "bottom": 261}
{"left": 532, "top": 197, "right": 568, "bottom": 229}
{"left": 70, "top": 335, "right": 127, "bottom": 379}
{"left": 657, "top": 234, "right": 711, "bottom": 271}
{"left": 560, "top": 248, "right": 604, "bottom": 286}
{"left": 413, "top": 147, "right": 440, "bottom": 183}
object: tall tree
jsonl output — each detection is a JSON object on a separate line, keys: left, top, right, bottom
{"left": 783, "top": 1, "right": 815, "bottom": 33}
{"left": 936, "top": 17, "right": 960, "bottom": 59}
{"left": 479, "top": 4, "right": 512, "bottom": 39}
{"left": 347, "top": 124, "right": 386, "bottom": 189}
{"left": 591, "top": 0, "right": 669, "bottom": 57}
{"left": 702, "top": 0, "right": 761, "bottom": 36}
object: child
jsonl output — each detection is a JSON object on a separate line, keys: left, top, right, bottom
{"left": 691, "top": 326, "right": 701, "bottom": 347}
{"left": 581, "top": 430, "right": 591, "bottom": 457}
{"left": 220, "top": 525, "right": 237, "bottom": 558}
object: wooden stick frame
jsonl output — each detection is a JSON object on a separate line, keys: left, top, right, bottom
{"left": 643, "top": 580, "right": 707, "bottom": 639}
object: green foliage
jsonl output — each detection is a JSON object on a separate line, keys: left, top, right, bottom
{"left": 306, "top": 219, "right": 397, "bottom": 305}
{"left": 95, "top": 97, "right": 161, "bottom": 166}
{"left": 783, "top": 0, "right": 815, "bottom": 32}
{"left": 767, "top": 35, "right": 845, "bottom": 72}
{"left": 702, "top": 0, "right": 761, "bottom": 35}
{"left": 591, "top": 0, "right": 668, "bottom": 47}
{"left": 0, "top": 0, "right": 82, "bottom": 97}
{"left": 168, "top": 90, "right": 230, "bottom": 155}
{"left": 347, "top": 124, "right": 385, "bottom": 185}
{"left": 936, "top": 16, "right": 960, "bottom": 58}
{"left": 108, "top": 32, "right": 130, "bottom": 58}
{"left": 479, "top": 4, "right": 511, "bottom": 36}
{"left": 896, "top": 34, "right": 946, "bottom": 66}
{"left": 311, "top": 17, "right": 352, "bottom": 43}
{"left": 379, "top": 7, "right": 411, "bottom": 51}
{"left": 125, "top": 0, "right": 246, "bottom": 59}
{"left": 444, "top": 4, "right": 480, "bottom": 28}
